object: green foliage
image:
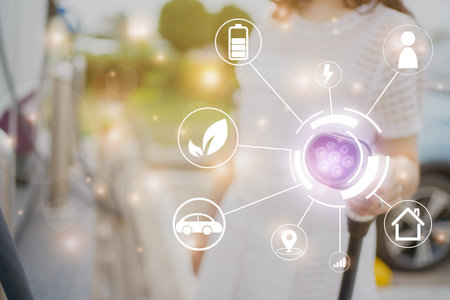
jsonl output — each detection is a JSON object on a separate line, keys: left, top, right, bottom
{"left": 159, "top": 0, "right": 213, "bottom": 52}
{"left": 82, "top": 2, "right": 251, "bottom": 145}
{"left": 159, "top": 1, "right": 252, "bottom": 53}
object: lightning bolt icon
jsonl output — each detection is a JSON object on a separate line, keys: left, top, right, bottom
{"left": 323, "top": 63, "right": 334, "bottom": 84}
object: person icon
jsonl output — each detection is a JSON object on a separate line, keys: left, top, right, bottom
{"left": 398, "top": 31, "right": 418, "bottom": 69}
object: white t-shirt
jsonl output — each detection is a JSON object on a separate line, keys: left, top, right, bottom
{"left": 197, "top": 3, "right": 424, "bottom": 300}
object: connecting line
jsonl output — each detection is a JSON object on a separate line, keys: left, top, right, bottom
{"left": 374, "top": 193, "right": 392, "bottom": 208}
{"left": 328, "top": 88, "right": 333, "bottom": 115}
{"left": 297, "top": 199, "right": 314, "bottom": 227}
{"left": 249, "top": 62, "right": 304, "bottom": 125}
{"left": 366, "top": 72, "right": 398, "bottom": 116}
{"left": 238, "top": 144, "right": 291, "bottom": 152}
{"left": 339, "top": 207, "right": 342, "bottom": 252}
{"left": 223, "top": 184, "right": 302, "bottom": 216}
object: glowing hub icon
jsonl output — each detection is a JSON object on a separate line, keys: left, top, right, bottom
{"left": 305, "top": 133, "right": 371, "bottom": 189}
{"left": 174, "top": 22, "right": 434, "bottom": 258}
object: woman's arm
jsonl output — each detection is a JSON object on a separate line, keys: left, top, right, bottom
{"left": 346, "top": 135, "right": 420, "bottom": 216}
{"left": 192, "top": 163, "right": 234, "bottom": 274}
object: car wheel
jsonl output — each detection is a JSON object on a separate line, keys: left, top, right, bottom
{"left": 377, "top": 173, "right": 450, "bottom": 271}
{"left": 182, "top": 226, "right": 192, "bottom": 235}
{"left": 202, "top": 226, "right": 212, "bottom": 235}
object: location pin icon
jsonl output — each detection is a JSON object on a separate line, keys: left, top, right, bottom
{"left": 281, "top": 229, "right": 297, "bottom": 253}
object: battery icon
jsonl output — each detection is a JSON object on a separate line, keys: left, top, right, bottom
{"left": 228, "top": 24, "right": 248, "bottom": 61}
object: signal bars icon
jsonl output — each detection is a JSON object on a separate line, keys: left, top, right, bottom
{"left": 333, "top": 257, "right": 348, "bottom": 269}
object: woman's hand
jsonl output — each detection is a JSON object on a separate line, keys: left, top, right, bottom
{"left": 346, "top": 136, "right": 420, "bottom": 216}
{"left": 346, "top": 158, "right": 400, "bottom": 216}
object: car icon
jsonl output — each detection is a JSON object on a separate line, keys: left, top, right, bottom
{"left": 176, "top": 213, "right": 223, "bottom": 236}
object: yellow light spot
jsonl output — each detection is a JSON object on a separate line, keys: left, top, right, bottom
{"left": 281, "top": 22, "right": 290, "bottom": 30}
{"left": 297, "top": 74, "right": 310, "bottom": 88}
{"left": 27, "top": 112, "right": 38, "bottom": 123}
{"left": 130, "top": 193, "right": 140, "bottom": 204}
{"left": 62, "top": 234, "right": 80, "bottom": 254}
{"left": 155, "top": 53, "right": 165, "bottom": 62}
{"left": 48, "top": 28, "right": 67, "bottom": 47}
{"left": 127, "top": 18, "right": 151, "bottom": 41}
{"left": 215, "top": 165, "right": 229, "bottom": 176}
{"left": 85, "top": 176, "right": 92, "bottom": 183}
{"left": 107, "top": 128, "right": 121, "bottom": 142}
{"left": 152, "top": 115, "right": 159, "bottom": 122}
{"left": 277, "top": 7, "right": 289, "bottom": 19}
{"left": 437, "top": 83, "right": 444, "bottom": 91}
{"left": 137, "top": 246, "right": 143, "bottom": 253}
{"left": 435, "top": 231, "right": 448, "bottom": 244}
{"left": 96, "top": 185, "right": 106, "bottom": 197}
{"left": 5, "top": 136, "right": 15, "bottom": 148}
{"left": 18, "top": 210, "right": 24, "bottom": 216}
{"left": 352, "top": 81, "right": 362, "bottom": 92}
{"left": 258, "top": 118, "right": 267, "bottom": 128}
{"left": 146, "top": 175, "right": 160, "bottom": 191}
{"left": 417, "top": 44, "right": 426, "bottom": 53}
{"left": 202, "top": 68, "right": 221, "bottom": 88}
{"left": 331, "top": 17, "right": 337, "bottom": 23}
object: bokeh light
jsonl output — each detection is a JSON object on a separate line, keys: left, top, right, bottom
{"left": 105, "top": 65, "right": 138, "bottom": 97}
{"left": 127, "top": 17, "right": 152, "bottom": 42}
{"left": 201, "top": 67, "right": 221, "bottom": 89}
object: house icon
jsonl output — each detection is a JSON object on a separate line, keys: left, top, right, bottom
{"left": 391, "top": 207, "right": 425, "bottom": 242}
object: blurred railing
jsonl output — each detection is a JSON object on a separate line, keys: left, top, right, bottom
{"left": 0, "top": 128, "right": 14, "bottom": 229}
{"left": 0, "top": 129, "right": 14, "bottom": 300}
{"left": 49, "top": 55, "right": 86, "bottom": 207}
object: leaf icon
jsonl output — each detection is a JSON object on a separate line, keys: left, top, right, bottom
{"left": 188, "top": 140, "right": 203, "bottom": 157}
{"left": 202, "top": 119, "right": 228, "bottom": 156}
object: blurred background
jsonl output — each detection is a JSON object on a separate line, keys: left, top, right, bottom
{"left": 0, "top": 0, "right": 449, "bottom": 299}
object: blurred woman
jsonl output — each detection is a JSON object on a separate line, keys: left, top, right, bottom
{"left": 196, "top": 0, "right": 423, "bottom": 299}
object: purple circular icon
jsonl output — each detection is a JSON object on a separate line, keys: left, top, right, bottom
{"left": 305, "top": 133, "right": 370, "bottom": 189}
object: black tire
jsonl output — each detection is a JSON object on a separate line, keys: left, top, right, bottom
{"left": 377, "top": 173, "right": 450, "bottom": 271}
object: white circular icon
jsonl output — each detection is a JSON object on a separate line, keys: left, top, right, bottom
{"left": 172, "top": 198, "right": 226, "bottom": 251}
{"left": 271, "top": 224, "right": 308, "bottom": 261}
{"left": 383, "top": 24, "right": 433, "bottom": 75}
{"left": 329, "top": 251, "right": 350, "bottom": 273}
{"left": 178, "top": 107, "right": 239, "bottom": 169}
{"left": 315, "top": 61, "right": 343, "bottom": 88}
{"left": 215, "top": 18, "right": 262, "bottom": 66}
{"left": 383, "top": 200, "right": 433, "bottom": 249}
